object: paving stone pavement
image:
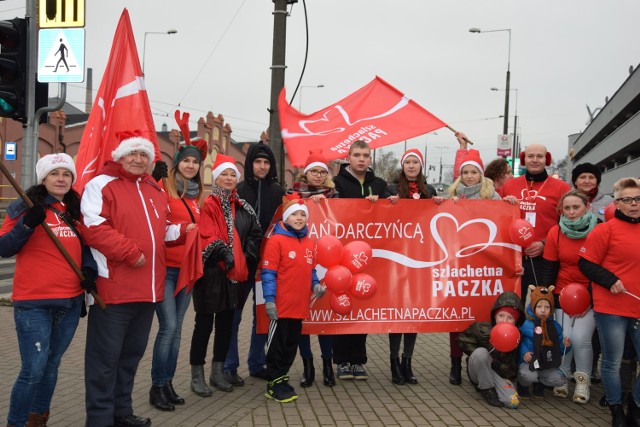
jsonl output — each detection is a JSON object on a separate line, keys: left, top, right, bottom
{"left": 0, "top": 302, "right": 612, "bottom": 426}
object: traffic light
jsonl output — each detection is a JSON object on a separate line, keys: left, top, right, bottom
{"left": 0, "top": 17, "right": 27, "bottom": 122}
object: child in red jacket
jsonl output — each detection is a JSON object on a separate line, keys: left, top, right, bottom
{"left": 261, "top": 193, "right": 326, "bottom": 403}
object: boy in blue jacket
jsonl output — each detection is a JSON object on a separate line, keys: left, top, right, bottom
{"left": 518, "top": 285, "right": 569, "bottom": 398}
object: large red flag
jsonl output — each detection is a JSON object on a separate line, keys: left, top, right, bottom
{"left": 74, "top": 9, "right": 160, "bottom": 192}
{"left": 279, "top": 76, "right": 447, "bottom": 167}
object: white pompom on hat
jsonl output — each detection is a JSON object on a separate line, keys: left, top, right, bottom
{"left": 111, "top": 136, "right": 155, "bottom": 161}
{"left": 401, "top": 148, "right": 424, "bottom": 168}
{"left": 211, "top": 154, "right": 241, "bottom": 182}
{"left": 36, "top": 153, "right": 77, "bottom": 184}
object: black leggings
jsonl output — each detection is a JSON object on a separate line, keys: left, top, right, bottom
{"left": 190, "top": 310, "right": 234, "bottom": 365}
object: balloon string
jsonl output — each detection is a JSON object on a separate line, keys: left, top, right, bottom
{"left": 623, "top": 290, "right": 640, "bottom": 301}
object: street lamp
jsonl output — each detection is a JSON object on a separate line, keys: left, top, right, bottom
{"left": 469, "top": 27, "right": 512, "bottom": 143}
{"left": 491, "top": 87, "right": 519, "bottom": 168}
{"left": 142, "top": 29, "right": 178, "bottom": 75}
{"left": 298, "top": 84, "right": 325, "bottom": 111}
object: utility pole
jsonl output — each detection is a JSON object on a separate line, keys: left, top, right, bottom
{"left": 268, "top": 0, "right": 296, "bottom": 186}
{"left": 434, "top": 145, "right": 446, "bottom": 184}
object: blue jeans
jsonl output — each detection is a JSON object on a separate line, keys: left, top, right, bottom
{"left": 224, "top": 279, "right": 267, "bottom": 374}
{"left": 594, "top": 311, "right": 640, "bottom": 405}
{"left": 151, "top": 267, "right": 192, "bottom": 386}
{"left": 8, "top": 297, "right": 82, "bottom": 427}
{"left": 298, "top": 334, "right": 333, "bottom": 359}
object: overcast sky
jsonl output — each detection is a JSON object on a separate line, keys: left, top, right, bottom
{"left": 3, "top": 0, "right": 638, "bottom": 176}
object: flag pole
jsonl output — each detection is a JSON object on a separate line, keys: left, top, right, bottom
{"left": 445, "top": 125, "right": 474, "bottom": 145}
{"left": 0, "top": 162, "right": 106, "bottom": 309}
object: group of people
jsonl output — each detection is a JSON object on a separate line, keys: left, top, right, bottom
{"left": 1, "top": 126, "right": 639, "bottom": 426}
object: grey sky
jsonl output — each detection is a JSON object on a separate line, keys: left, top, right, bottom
{"left": 3, "top": 0, "right": 638, "bottom": 174}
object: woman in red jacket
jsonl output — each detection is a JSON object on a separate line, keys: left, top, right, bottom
{"left": 149, "top": 137, "right": 207, "bottom": 411}
{"left": 541, "top": 189, "right": 597, "bottom": 403}
{"left": 1, "top": 154, "right": 95, "bottom": 427}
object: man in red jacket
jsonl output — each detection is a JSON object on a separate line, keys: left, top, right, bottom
{"left": 81, "top": 135, "right": 185, "bottom": 427}
{"left": 498, "top": 144, "right": 570, "bottom": 298}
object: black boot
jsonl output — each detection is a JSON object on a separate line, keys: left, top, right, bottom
{"left": 610, "top": 404, "right": 626, "bottom": 427}
{"left": 627, "top": 398, "right": 640, "bottom": 427}
{"left": 401, "top": 354, "right": 418, "bottom": 384}
{"left": 322, "top": 357, "right": 335, "bottom": 387}
{"left": 300, "top": 358, "right": 315, "bottom": 387}
{"left": 449, "top": 356, "right": 462, "bottom": 385}
{"left": 390, "top": 357, "right": 405, "bottom": 384}
{"left": 163, "top": 381, "right": 185, "bottom": 405}
{"left": 149, "top": 385, "right": 175, "bottom": 411}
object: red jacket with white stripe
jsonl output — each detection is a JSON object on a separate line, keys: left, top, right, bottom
{"left": 80, "top": 161, "right": 182, "bottom": 304}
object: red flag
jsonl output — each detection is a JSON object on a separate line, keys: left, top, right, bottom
{"left": 74, "top": 9, "right": 160, "bottom": 192}
{"left": 279, "top": 76, "right": 447, "bottom": 167}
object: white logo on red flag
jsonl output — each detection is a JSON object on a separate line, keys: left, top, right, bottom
{"left": 279, "top": 76, "right": 447, "bottom": 167}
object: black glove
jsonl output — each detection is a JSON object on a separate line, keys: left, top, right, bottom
{"left": 23, "top": 204, "right": 46, "bottom": 229}
{"left": 222, "top": 249, "right": 235, "bottom": 272}
{"left": 80, "top": 267, "right": 97, "bottom": 294}
{"left": 151, "top": 160, "right": 169, "bottom": 181}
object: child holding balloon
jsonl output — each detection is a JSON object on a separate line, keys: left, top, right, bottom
{"left": 517, "top": 285, "right": 569, "bottom": 399}
{"left": 457, "top": 292, "right": 525, "bottom": 409}
{"left": 261, "top": 193, "right": 326, "bottom": 403}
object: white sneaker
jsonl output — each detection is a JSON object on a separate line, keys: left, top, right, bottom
{"left": 553, "top": 381, "right": 569, "bottom": 398}
{"left": 573, "top": 372, "right": 591, "bottom": 404}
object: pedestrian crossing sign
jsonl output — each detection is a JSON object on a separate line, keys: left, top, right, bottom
{"left": 38, "top": 28, "right": 85, "bottom": 83}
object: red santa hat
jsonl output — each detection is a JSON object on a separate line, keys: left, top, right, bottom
{"left": 459, "top": 149, "right": 484, "bottom": 175}
{"left": 282, "top": 192, "right": 308, "bottom": 222}
{"left": 303, "top": 150, "right": 329, "bottom": 173}
{"left": 401, "top": 148, "right": 424, "bottom": 169}
{"left": 211, "top": 154, "right": 240, "bottom": 181}
{"left": 111, "top": 131, "right": 155, "bottom": 161}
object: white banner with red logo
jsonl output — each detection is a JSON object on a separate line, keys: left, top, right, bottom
{"left": 256, "top": 199, "right": 523, "bottom": 334}
{"left": 279, "top": 76, "right": 447, "bottom": 167}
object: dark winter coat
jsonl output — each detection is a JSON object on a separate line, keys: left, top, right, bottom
{"left": 333, "top": 163, "right": 389, "bottom": 199}
{"left": 457, "top": 292, "right": 525, "bottom": 381}
{"left": 237, "top": 142, "right": 286, "bottom": 233}
{"left": 192, "top": 201, "right": 262, "bottom": 314}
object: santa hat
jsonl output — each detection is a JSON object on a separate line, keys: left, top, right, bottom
{"left": 36, "top": 153, "right": 77, "bottom": 184}
{"left": 282, "top": 192, "right": 308, "bottom": 222}
{"left": 401, "top": 148, "right": 424, "bottom": 169}
{"left": 459, "top": 149, "right": 484, "bottom": 175}
{"left": 174, "top": 138, "right": 208, "bottom": 165}
{"left": 111, "top": 134, "right": 155, "bottom": 161}
{"left": 303, "top": 150, "right": 329, "bottom": 173}
{"left": 211, "top": 154, "right": 240, "bottom": 181}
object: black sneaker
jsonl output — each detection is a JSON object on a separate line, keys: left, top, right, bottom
{"left": 265, "top": 379, "right": 297, "bottom": 403}
{"left": 532, "top": 382, "right": 545, "bottom": 399}
{"left": 480, "top": 388, "right": 502, "bottom": 407}
{"left": 336, "top": 363, "right": 353, "bottom": 380}
{"left": 352, "top": 364, "right": 368, "bottom": 380}
{"left": 517, "top": 382, "right": 530, "bottom": 399}
{"left": 114, "top": 414, "right": 151, "bottom": 427}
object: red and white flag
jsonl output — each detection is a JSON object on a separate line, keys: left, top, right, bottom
{"left": 74, "top": 9, "right": 160, "bottom": 192}
{"left": 279, "top": 76, "right": 447, "bottom": 167}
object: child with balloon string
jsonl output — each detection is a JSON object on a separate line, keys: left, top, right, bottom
{"left": 517, "top": 285, "right": 569, "bottom": 399}
{"left": 539, "top": 189, "right": 599, "bottom": 403}
{"left": 457, "top": 292, "right": 525, "bottom": 408}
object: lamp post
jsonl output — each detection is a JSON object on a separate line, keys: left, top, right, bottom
{"left": 142, "top": 29, "right": 178, "bottom": 75}
{"left": 469, "top": 27, "right": 512, "bottom": 144}
{"left": 491, "top": 87, "right": 518, "bottom": 169}
{"left": 298, "top": 84, "right": 324, "bottom": 111}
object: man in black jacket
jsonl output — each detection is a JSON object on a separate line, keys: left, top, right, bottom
{"left": 224, "top": 142, "right": 285, "bottom": 384}
{"left": 332, "top": 140, "right": 389, "bottom": 381}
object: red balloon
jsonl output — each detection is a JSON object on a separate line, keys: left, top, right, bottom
{"left": 559, "top": 283, "right": 591, "bottom": 316}
{"left": 509, "top": 218, "right": 535, "bottom": 248}
{"left": 340, "top": 241, "right": 373, "bottom": 273}
{"left": 329, "top": 292, "right": 352, "bottom": 315}
{"left": 604, "top": 202, "right": 615, "bottom": 222}
{"left": 349, "top": 273, "right": 378, "bottom": 299}
{"left": 315, "top": 235, "right": 343, "bottom": 268}
{"left": 323, "top": 265, "right": 352, "bottom": 293}
{"left": 490, "top": 322, "right": 521, "bottom": 352}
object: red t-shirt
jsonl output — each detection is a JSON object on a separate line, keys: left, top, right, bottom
{"left": 543, "top": 225, "right": 590, "bottom": 293}
{"left": 261, "top": 231, "right": 316, "bottom": 319}
{"left": 580, "top": 219, "right": 640, "bottom": 317}
{"left": 498, "top": 176, "right": 570, "bottom": 241}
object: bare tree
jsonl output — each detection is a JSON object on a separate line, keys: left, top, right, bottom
{"left": 372, "top": 149, "right": 399, "bottom": 182}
